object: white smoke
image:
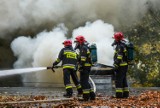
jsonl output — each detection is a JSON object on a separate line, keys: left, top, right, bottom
{"left": 11, "top": 24, "right": 67, "bottom": 86}
{"left": 0, "top": 0, "right": 159, "bottom": 38}
{"left": 11, "top": 20, "right": 115, "bottom": 86}
{"left": 72, "top": 20, "right": 114, "bottom": 66}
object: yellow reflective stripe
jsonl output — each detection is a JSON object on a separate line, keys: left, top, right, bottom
{"left": 120, "top": 62, "right": 128, "bottom": 66}
{"left": 124, "top": 49, "right": 127, "bottom": 52}
{"left": 81, "top": 58, "right": 86, "bottom": 61}
{"left": 83, "top": 91, "right": 90, "bottom": 94}
{"left": 117, "top": 56, "right": 122, "bottom": 59}
{"left": 117, "top": 55, "right": 122, "bottom": 59}
{"left": 66, "top": 86, "right": 72, "bottom": 89}
{"left": 64, "top": 51, "right": 75, "bottom": 54}
{"left": 114, "top": 64, "right": 118, "bottom": 67}
{"left": 116, "top": 90, "right": 123, "bottom": 92}
{"left": 56, "top": 58, "right": 60, "bottom": 62}
{"left": 84, "top": 63, "right": 91, "bottom": 66}
{"left": 63, "top": 50, "right": 75, "bottom": 54}
{"left": 87, "top": 51, "right": 90, "bottom": 54}
{"left": 116, "top": 88, "right": 123, "bottom": 93}
{"left": 124, "top": 89, "right": 129, "bottom": 92}
{"left": 63, "top": 66, "right": 75, "bottom": 69}
{"left": 81, "top": 56, "right": 86, "bottom": 61}
{"left": 123, "top": 88, "right": 129, "bottom": 92}
{"left": 90, "top": 89, "right": 94, "bottom": 92}
{"left": 87, "top": 49, "right": 90, "bottom": 54}
{"left": 76, "top": 85, "right": 82, "bottom": 89}
{"left": 83, "top": 89, "right": 90, "bottom": 94}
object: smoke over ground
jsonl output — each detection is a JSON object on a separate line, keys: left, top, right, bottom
{"left": 11, "top": 20, "right": 114, "bottom": 86}
{"left": 0, "top": 0, "right": 159, "bottom": 38}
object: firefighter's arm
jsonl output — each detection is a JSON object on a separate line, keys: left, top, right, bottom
{"left": 86, "top": 49, "right": 93, "bottom": 66}
{"left": 75, "top": 53, "right": 82, "bottom": 71}
{"left": 80, "top": 48, "right": 88, "bottom": 67}
{"left": 53, "top": 49, "right": 63, "bottom": 66}
{"left": 114, "top": 46, "right": 123, "bottom": 67}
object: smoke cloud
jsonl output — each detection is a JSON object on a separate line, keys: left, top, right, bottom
{"left": 72, "top": 20, "right": 114, "bottom": 65}
{"left": 11, "top": 24, "right": 67, "bottom": 86}
{"left": 11, "top": 20, "right": 114, "bottom": 86}
{"left": 0, "top": 0, "right": 159, "bottom": 38}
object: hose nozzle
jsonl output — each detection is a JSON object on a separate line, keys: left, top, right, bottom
{"left": 46, "top": 67, "right": 55, "bottom": 72}
{"left": 47, "top": 67, "right": 52, "bottom": 69}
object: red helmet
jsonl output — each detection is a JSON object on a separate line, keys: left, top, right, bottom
{"left": 75, "top": 35, "right": 86, "bottom": 44}
{"left": 113, "top": 32, "right": 124, "bottom": 41}
{"left": 63, "top": 40, "right": 72, "bottom": 46}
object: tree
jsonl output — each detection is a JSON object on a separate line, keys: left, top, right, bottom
{"left": 123, "top": 9, "right": 160, "bottom": 87}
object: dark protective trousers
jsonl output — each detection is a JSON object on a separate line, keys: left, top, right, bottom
{"left": 80, "top": 68, "right": 91, "bottom": 89}
{"left": 63, "top": 68, "right": 81, "bottom": 94}
{"left": 80, "top": 67, "right": 95, "bottom": 100}
{"left": 115, "top": 65, "right": 129, "bottom": 98}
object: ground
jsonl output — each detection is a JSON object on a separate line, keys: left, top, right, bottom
{"left": 0, "top": 87, "right": 159, "bottom": 107}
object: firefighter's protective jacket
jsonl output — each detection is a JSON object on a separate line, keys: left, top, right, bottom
{"left": 53, "top": 46, "right": 77, "bottom": 69}
{"left": 78, "top": 45, "right": 92, "bottom": 68}
{"left": 114, "top": 42, "right": 128, "bottom": 67}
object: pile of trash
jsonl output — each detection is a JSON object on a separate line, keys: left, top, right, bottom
{"left": 0, "top": 90, "right": 159, "bottom": 107}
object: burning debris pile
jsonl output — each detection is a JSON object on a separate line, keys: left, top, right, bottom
{"left": 0, "top": 90, "right": 159, "bottom": 107}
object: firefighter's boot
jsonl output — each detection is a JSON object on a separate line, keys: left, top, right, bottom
{"left": 63, "top": 93, "right": 72, "bottom": 98}
{"left": 83, "top": 93, "right": 90, "bottom": 101}
{"left": 76, "top": 85, "right": 83, "bottom": 97}
{"left": 77, "top": 88, "right": 83, "bottom": 97}
{"left": 123, "top": 91, "right": 129, "bottom": 98}
{"left": 63, "top": 88, "right": 73, "bottom": 98}
{"left": 90, "top": 91, "right": 96, "bottom": 100}
{"left": 116, "top": 92, "right": 123, "bottom": 98}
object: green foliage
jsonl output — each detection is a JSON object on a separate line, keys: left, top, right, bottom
{"left": 124, "top": 9, "right": 160, "bottom": 87}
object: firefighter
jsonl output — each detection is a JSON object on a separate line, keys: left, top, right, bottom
{"left": 51, "top": 40, "right": 82, "bottom": 98}
{"left": 74, "top": 35, "right": 96, "bottom": 101}
{"left": 112, "top": 32, "right": 129, "bottom": 98}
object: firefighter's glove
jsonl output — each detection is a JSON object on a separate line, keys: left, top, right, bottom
{"left": 51, "top": 65, "right": 56, "bottom": 72}
{"left": 113, "top": 64, "right": 119, "bottom": 70}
